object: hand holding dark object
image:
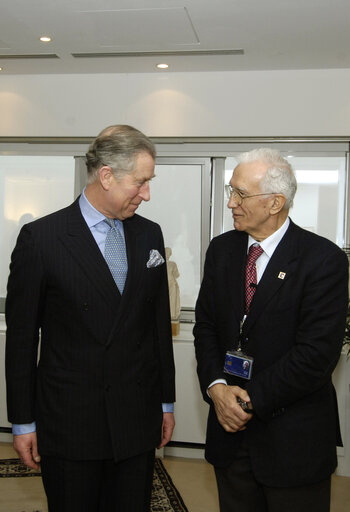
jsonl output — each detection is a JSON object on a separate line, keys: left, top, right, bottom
{"left": 208, "top": 384, "right": 253, "bottom": 432}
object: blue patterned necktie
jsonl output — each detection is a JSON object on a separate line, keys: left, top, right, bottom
{"left": 104, "top": 218, "right": 128, "bottom": 294}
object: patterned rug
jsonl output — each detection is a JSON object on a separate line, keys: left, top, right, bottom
{"left": 0, "top": 457, "right": 188, "bottom": 512}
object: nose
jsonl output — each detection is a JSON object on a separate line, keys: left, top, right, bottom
{"left": 138, "top": 181, "right": 151, "bottom": 202}
{"left": 227, "top": 194, "right": 239, "bottom": 208}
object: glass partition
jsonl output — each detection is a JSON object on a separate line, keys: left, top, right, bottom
{"left": 0, "top": 142, "right": 348, "bottom": 316}
{"left": 0, "top": 156, "right": 75, "bottom": 302}
{"left": 138, "top": 158, "right": 211, "bottom": 309}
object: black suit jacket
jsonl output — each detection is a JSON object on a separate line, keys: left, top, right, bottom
{"left": 194, "top": 220, "right": 348, "bottom": 487}
{"left": 6, "top": 198, "right": 175, "bottom": 462}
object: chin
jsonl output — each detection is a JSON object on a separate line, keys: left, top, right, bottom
{"left": 233, "top": 220, "right": 244, "bottom": 231}
{"left": 125, "top": 209, "right": 137, "bottom": 219}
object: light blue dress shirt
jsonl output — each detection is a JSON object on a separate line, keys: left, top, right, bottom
{"left": 12, "top": 191, "right": 173, "bottom": 436}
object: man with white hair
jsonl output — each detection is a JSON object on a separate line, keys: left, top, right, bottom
{"left": 194, "top": 148, "right": 348, "bottom": 512}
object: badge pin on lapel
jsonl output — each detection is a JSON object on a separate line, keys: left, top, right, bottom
{"left": 278, "top": 271, "right": 286, "bottom": 280}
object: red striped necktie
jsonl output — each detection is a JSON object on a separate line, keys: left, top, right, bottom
{"left": 245, "top": 244, "right": 263, "bottom": 313}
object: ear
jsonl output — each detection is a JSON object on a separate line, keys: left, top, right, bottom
{"left": 269, "top": 194, "right": 286, "bottom": 215}
{"left": 98, "top": 166, "right": 114, "bottom": 191}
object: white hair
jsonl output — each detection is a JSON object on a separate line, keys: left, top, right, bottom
{"left": 237, "top": 148, "right": 297, "bottom": 209}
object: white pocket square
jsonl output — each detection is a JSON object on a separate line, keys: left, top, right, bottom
{"left": 147, "top": 249, "right": 165, "bottom": 268}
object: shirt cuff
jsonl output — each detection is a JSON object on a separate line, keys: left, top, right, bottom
{"left": 207, "top": 379, "right": 227, "bottom": 397}
{"left": 162, "top": 403, "right": 174, "bottom": 413}
{"left": 12, "top": 422, "right": 36, "bottom": 435}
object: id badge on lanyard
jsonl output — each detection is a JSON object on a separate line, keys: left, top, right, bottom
{"left": 223, "top": 315, "right": 254, "bottom": 380}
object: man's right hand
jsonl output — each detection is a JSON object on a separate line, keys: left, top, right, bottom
{"left": 13, "top": 432, "right": 41, "bottom": 470}
{"left": 208, "top": 383, "right": 253, "bottom": 432}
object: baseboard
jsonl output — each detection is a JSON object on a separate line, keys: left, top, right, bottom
{"left": 164, "top": 441, "right": 205, "bottom": 459}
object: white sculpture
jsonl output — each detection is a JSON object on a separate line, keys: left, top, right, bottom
{"left": 165, "top": 247, "right": 180, "bottom": 322}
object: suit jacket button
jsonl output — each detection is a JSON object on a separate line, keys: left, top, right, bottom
{"left": 105, "top": 384, "right": 111, "bottom": 392}
{"left": 83, "top": 303, "right": 89, "bottom": 311}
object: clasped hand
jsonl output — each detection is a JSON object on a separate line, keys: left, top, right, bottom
{"left": 209, "top": 384, "right": 253, "bottom": 432}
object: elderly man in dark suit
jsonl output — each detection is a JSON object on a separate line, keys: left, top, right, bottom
{"left": 194, "top": 148, "right": 348, "bottom": 512}
{"left": 5, "top": 125, "right": 175, "bottom": 512}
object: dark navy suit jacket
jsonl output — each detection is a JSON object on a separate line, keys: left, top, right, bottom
{"left": 194, "top": 220, "right": 348, "bottom": 486}
{"left": 6, "top": 198, "right": 175, "bottom": 462}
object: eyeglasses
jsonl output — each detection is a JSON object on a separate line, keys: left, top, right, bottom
{"left": 225, "top": 185, "right": 277, "bottom": 204}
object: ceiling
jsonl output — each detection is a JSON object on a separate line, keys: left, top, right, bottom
{"left": 0, "top": 0, "right": 350, "bottom": 75}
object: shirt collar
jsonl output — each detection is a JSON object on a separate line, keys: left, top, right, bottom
{"left": 248, "top": 217, "right": 290, "bottom": 258}
{"left": 79, "top": 188, "right": 105, "bottom": 228}
{"left": 79, "top": 188, "right": 124, "bottom": 234}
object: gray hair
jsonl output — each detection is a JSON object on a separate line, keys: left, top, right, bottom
{"left": 85, "top": 124, "right": 156, "bottom": 183}
{"left": 237, "top": 148, "right": 297, "bottom": 209}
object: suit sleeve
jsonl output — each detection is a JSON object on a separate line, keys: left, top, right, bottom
{"left": 5, "top": 225, "right": 44, "bottom": 424}
{"left": 194, "top": 240, "right": 228, "bottom": 402}
{"left": 247, "top": 246, "right": 349, "bottom": 421}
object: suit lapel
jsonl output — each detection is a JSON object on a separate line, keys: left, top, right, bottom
{"left": 59, "top": 199, "right": 120, "bottom": 309}
{"left": 226, "top": 231, "right": 248, "bottom": 324}
{"left": 114, "top": 215, "right": 144, "bottom": 319}
{"left": 244, "top": 222, "right": 300, "bottom": 332}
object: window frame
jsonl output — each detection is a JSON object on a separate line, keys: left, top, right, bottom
{"left": 1, "top": 138, "right": 349, "bottom": 315}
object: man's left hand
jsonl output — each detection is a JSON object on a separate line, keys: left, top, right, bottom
{"left": 158, "top": 412, "right": 175, "bottom": 448}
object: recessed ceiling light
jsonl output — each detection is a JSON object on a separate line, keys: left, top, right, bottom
{"left": 40, "top": 36, "right": 52, "bottom": 43}
{"left": 157, "top": 63, "right": 169, "bottom": 69}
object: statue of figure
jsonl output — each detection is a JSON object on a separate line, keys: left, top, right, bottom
{"left": 165, "top": 247, "right": 180, "bottom": 321}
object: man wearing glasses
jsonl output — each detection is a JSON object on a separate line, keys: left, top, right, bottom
{"left": 194, "top": 148, "right": 348, "bottom": 512}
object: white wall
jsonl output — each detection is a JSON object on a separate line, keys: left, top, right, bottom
{"left": 1, "top": 69, "right": 350, "bottom": 471}
{"left": 1, "top": 68, "right": 350, "bottom": 137}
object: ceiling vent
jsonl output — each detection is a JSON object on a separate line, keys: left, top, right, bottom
{"left": 71, "top": 49, "right": 244, "bottom": 58}
{"left": 0, "top": 54, "right": 59, "bottom": 59}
